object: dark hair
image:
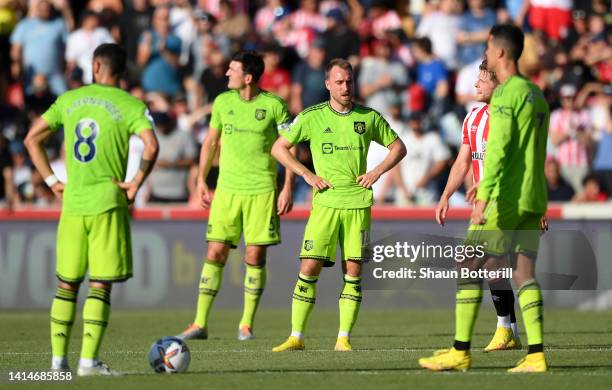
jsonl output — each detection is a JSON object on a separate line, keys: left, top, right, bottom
{"left": 489, "top": 24, "right": 524, "bottom": 62}
{"left": 324, "top": 58, "right": 353, "bottom": 79}
{"left": 479, "top": 59, "right": 497, "bottom": 82}
{"left": 413, "top": 37, "right": 433, "bottom": 55}
{"left": 231, "top": 51, "right": 265, "bottom": 82}
{"left": 92, "top": 43, "right": 126, "bottom": 76}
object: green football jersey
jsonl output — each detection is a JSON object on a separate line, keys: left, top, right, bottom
{"left": 210, "top": 90, "right": 291, "bottom": 194}
{"left": 476, "top": 75, "right": 549, "bottom": 214}
{"left": 280, "top": 102, "right": 398, "bottom": 209}
{"left": 42, "top": 84, "right": 153, "bottom": 215}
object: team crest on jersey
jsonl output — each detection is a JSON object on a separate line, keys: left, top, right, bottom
{"left": 482, "top": 141, "right": 487, "bottom": 153}
{"left": 255, "top": 109, "right": 267, "bottom": 120}
{"left": 354, "top": 121, "right": 366, "bottom": 135}
{"left": 304, "top": 240, "right": 314, "bottom": 251}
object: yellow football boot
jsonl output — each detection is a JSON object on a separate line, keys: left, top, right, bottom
{"left": 272, "top": 336, "right": 305, "bottom": 352}
{"left": 419, "top": 347, "right": 472, "bottom": 372}
{"left": 508, "top": 352, "right": 548, "bottom": 373}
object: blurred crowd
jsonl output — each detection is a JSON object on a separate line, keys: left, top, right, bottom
{"left": 0, "top": 0, "right": 610, "bottom": 209}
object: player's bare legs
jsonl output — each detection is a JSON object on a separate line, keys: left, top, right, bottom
{"left": 76, "top": 281, "right": 121, "bottom": 376}
{"left": 239, "top": 245, "right": 267, "bottom": 340}
{"left": 336, "top": 260, "right": 363, "bottom": 351}
{"left": 272, "top": 259, "right": 323, "bottom": 352}
{"left": 50, "top": 281, "right": 80, "bottom": 371}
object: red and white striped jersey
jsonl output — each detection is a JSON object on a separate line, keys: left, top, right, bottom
{"left": 462, "top": 104, "right": 490, "bottom": 184}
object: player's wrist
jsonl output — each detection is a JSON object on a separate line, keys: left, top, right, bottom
{"left": 44, "top": 174, "right": 59, "bottom": 187}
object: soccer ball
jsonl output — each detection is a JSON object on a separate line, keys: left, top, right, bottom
{"left": 148, "top": 336, "right": 191, "bottom": 374}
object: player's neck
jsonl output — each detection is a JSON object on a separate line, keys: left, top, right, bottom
{"left": 329, "top": 99, "right": 352, "bottom": 114}
{"left": 495, "top": 61, "right": 519, "bottom": 84}
{"left": 94, "top": 75, "right": 120, "bottom": 87}
{"left": 238, "top": 85, "right": 260, "bottom": 101}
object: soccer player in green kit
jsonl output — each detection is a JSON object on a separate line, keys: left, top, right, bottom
{"left": 24, "top": 43, "right": 159, "bottom": 376}
{"left": 271, "top": 59, "right": 406, "bottom": 352}
{"left": 419, "top": 24, "right": 549, "bottom": 373}
{"left": 178, "top": 51, "right": 294, "bottom": 341}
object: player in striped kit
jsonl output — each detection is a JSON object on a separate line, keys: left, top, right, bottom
{"left": 434, "top": 60, "right": 521, "bottom": 352}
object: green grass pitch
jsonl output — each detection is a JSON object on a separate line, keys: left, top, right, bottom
{"left": 1, "top": 309, "right": 612, "bottom": 389}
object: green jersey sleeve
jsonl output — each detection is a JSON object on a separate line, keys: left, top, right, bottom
{"left": 41, "top": 97, "right": 64, "bottom": 131}
{"left": 280, "top": 112, "right": 310, "bottom": 144}
{"left": 275, "top": 100, "right": 292, "bottom": 133}
{"left": 372, "top": 111, "right": 399, "bottom": 147}
{"left": 476, "top": 89, "right": 514, "bottom": 202}
{"left": 128, "top": 103, "right": 155, "bottom": 135}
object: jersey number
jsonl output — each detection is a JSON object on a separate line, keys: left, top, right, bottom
{"left": 74, "top": 119, "right": 99, "bottom": 163}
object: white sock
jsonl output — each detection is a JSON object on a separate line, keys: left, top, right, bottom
{"left": 497, "top": 315, "right": 511, "bottom": 328}
{"left": 337, "top": 331, "right": 350, "bottom": 338}
{"left": 51, "top": 356, "right": 68, "bottom": 369}
{"left": 290, "top": 331, "right": 303, "bottom": 340}
{"left": 511, "top": 322, "right": 521, "bottom": 340}
{"left": 78, "top": 358, "right": 97, "bottom": 368}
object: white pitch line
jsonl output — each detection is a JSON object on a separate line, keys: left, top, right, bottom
{"left": 3, "top": 347, "right": 612, "bottom": 356}
{"left": 45, "top": 370, "right": 612, "bottom": 377}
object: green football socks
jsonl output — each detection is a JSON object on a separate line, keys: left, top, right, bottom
{"left": 454, "top": 279, "right": 483, "bottom": 350}
{"left": 338, "top": 275, "right": 362, "bottom": 336}
{"left": 194, "top": 260, "right": 224, "bottom": 328}
{"left": 291, "top": 273, "right": 318, "bottom": 337}
{"left": 239, "top": 264, "right": 267, "bottom": 328}
{"left": 50, "top": 287, "right": 78, "bottom": 359}
{"left": 518, "top": 279, "right": 544, "bottom": 353}
{"left": 80, "top": 287, "right": 111, "bottom": 360}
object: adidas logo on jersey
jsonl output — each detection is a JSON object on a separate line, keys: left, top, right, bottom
{"left": 323, "top": 127, "right": 333, "bottom": 133}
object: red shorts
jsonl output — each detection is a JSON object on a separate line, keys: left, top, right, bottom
{"left": 529, "top": 6, "right": 572, "bottom": 40}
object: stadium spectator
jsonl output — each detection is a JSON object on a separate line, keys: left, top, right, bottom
{"left": 191, "top": 10, "right": 230, "bottom": 80}
{"left": 545, "top": 158, "right": 575, "bottom": 201}
{"left": 572, "top": 173, "right": 609, "bottom": 202}
{"left": 321, "top": 8, "right": 360, "bottom": 65}
{"left": 66, "top": 10, "right": 114, "bottom": 84}
{"left": 368, "top": 99, "right": 407, "bottom": 204}
{"left": 254, "top": 0, "right": 289, "bottom": 36}
{"left": 120, "top": 0, "right": 152, "bottom": 67}
{"left": 169, "top": 0, "right": 197, "bottom": 66}
{"left": 548, "top": 83, "right": 593, "bottom": 192}
{"left": 367, "top": 0, "right": 402, "bottom": 40}
{"left": 10, "top": 0, "right": 70, "bottom": 95}
{"left": 198, "top": 48, "right": 228, "bottom": 104}
{"left": 137, "top": 6, "right": 182, "bottom": 96}
{"left": 148, "top": 111, "right": 196, "bottom": 203}
{"left": 412, "top": 37, "right": 450, "bottom": 123}
{"left": 457, "top": 0, "right": 496, "bottom": 67}
{"left": 290, "top": 39, "right": 327, "bottom": 114}
{"left": 260, "top": 43, "right": 291, "bottom": 101}
{"left": 9, "top": 141, "right": 32, "bottom": 203}
{"left": 0, "top": 134, "right": 16, "bottom": 209}
{"left": 359, "top": 38, "right": 408, "bottom": 119}
{"left": 528, "top": 0, "right": 573, "bottom": 41}
{"left": 416, "top": 0, "right": 462, "bottom": 70}
{"left": 24, "top": 74, "right": 56, "bottom": 120}
{"left": 215, "top": 0, "right": 250, "bottom": 41}
{"left": 289, "top": 0, "right": 326, "bottom": 33}
{"left": 396, "top": 111, "right": 450, "bottom": 205}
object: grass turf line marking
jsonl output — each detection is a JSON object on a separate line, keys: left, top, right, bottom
{"left": 4, "top": 347, "right": 612, "bottom": 356}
